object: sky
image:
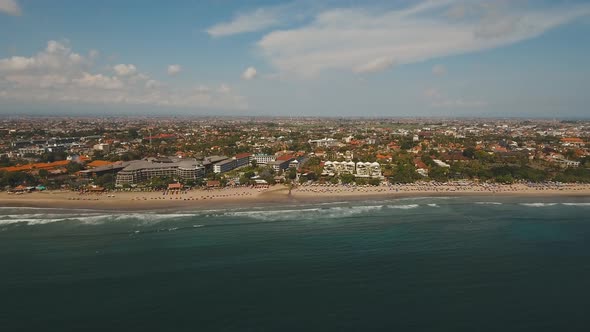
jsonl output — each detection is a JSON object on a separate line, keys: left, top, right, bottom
{"left": 1, "top": 0, "right": 590, "bottom": 118}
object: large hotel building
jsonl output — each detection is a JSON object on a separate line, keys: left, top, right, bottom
{"left": 114, "top": 154, "right": 254, "bottom": 186}
{"left": 115, "top": 158, "right": 207, "bottom": 186}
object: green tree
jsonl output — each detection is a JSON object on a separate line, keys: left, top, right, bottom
{"left": 462, "top": 147, "right": 476, "bottom": 159}
{"left": 368, "top": 178, "right": 381, "bottom": 186}
{"left": 340, "top": 173, "right": 355, "bottom": 184}
{"left": 38, "top": 169, "right": 49, "bottom": 179}
{"left": 287, "top": 168, "right": 297, "bottom": 180}
{"left": 95, "top": 173, "right": 115, "bottom": 188}
{"left": 66, "top": 162, "right": 82, "bottom": 174}
{"left": 429, "top": 167, "right": 449, "bottom": 182}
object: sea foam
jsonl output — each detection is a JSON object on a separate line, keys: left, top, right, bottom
{"left": 562, "top": 203, "right": 590, "bottom": 206}
{"left": 0, "top": 212, "right": 199, "bottom": 226}
{"left": 519, "top": 203, "right": 558, "bottom": 207}
{"left": 386, "top": 204, "right": 420, "bottom": 210}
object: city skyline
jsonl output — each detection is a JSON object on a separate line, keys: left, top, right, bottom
{"left": 1, "top": 0, "right": 590, "bottom": 118}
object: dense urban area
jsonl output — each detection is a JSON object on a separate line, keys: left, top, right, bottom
{"left": 1, "top": 117, "right": 589, "bottom": 192}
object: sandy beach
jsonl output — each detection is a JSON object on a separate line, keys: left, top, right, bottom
{"left": 0, "top": 186, "right": 288, "bottom": 210}
{"left": 1, "top": 182, "right": 589, "bottom": 211}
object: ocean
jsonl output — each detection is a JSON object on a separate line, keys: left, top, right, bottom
{"left": 1, "top": 196, "right": 590, "bottom": 331}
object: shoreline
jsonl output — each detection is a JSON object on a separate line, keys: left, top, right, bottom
{"left": 1, "top": 183, "right": 589, "bottom": 211}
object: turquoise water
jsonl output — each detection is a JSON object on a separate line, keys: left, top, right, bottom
{"left": 1, "top": 196, "right": 590, "bottom": 331}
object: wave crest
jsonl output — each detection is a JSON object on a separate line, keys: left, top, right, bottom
{"left": 519, "top": 203, "right": 558, "bottom": 207}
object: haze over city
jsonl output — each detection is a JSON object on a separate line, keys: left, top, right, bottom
{"left": 3, "top": 2, "right": 590, "bottom": 331}
{"left": 1, "top": 0, "right": 590, "bottom": 118}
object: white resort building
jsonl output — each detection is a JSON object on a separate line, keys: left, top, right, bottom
{"left": 322, "top": 161, "right": 382, "bottom": 178}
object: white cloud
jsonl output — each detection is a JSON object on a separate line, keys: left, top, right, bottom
{"left": 0, "top": 0, "right": 21, "bottom": 16}
{"left": 74, "top": 72, "right": 123, "bottom": 90}
{"left": 256, "top": 1, "right": 590, "bottom": 77}
{"left": 145, "top": 79, "right": 161, "bottom": 89}
{"left": 205, "top": 2, "right": 315, "bottom": 37}
{"left": 5, "top": 74, "right": 68, "bottom": 88}
{"left": 0, "top": 56, "right": 35, "bottom": 71}
{"left": 218, "top": 84, "right": 231, "bottom": 94}
{"left": 353, "top": 57, "right": 395, "bottom": 74}
{"left": 207, "top": 7, "right": 281, "bottom": 37}
{"left": 432, "top": 64, "right": 447, "bottom": 76}
{"left": 113, "top": 64, "right": 137, "bottom": 76}
{"left": 0, "top": 41, "right": 248, "bottom": 111}
{"left": 0, "top": 40, "right": 87, "bottom": 73}
{"left": 241, "top": 66, "right": 258, "bottom": 80}
{"left": 167, "top": 64, "right": 181, "bottom": 76}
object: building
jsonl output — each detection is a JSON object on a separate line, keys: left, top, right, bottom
{"left": 554, "top": 158, "right": 580, "bottom": 168}
{"left": 202, "top": 155, "right": 229, "bottom": 172}
{"left": 213, "top": 159, "right": 237, "bottom": 173}
{"left": 266, "top": 154, "right": 296, "bottom": 173}
{"left": 268, "top": 159, "right": 292, "bottom": 172}
{"left": 561, "top": 138, "right": 585, "bottom": 147}
{"left": 18, "top": 147, "right": 46, "bottom": 155}
{"left": 93, "top": 143, "right": 111, "bottom": 153}
{"left": 433, "top": 159, "right": 451, "bottom": 168}
{"left": 115, "top": 158, "right": 205, "bottom": 186}
{"left": 308, "top": 138, "right": 340, "bottom": 148}
{"left": 322, "top": 161, "right": 354, "bottom": 176}
{"left": 252, "top": 154, "right": 275, "bottom": 164}
{"left": 234, "top": 153, "right": 252, "bottom": 167}
{"left": 78, "top": 161, "right": 126, "bottom": 178}
{"left": 322, "top": 160, "right": 381, "bottom": 178}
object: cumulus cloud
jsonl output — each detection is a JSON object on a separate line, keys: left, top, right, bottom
{"left": 241, "top": 66, "right": 258, "bottom": 80}
{"left": 255, "top": 0, "right": 590, "bottom": 77}
{"left": 0, "top": 0, "right": 21, "bottom": 16}
{"left": 0, "top": 41, "right": 248, "bottom": 111}
{"left": 0, "top": 40, "right": 87, "bottom": 73}
{"left": 113, "top": 64, "right": 137, "bottom": 76}
{"left": 432, "top": 64, "right": 447, "bottom": 76}
{"left": 4, "top": 74, "right": 68, "bottom": 88}
{"left": 74, "top": 72, "right": 123, "bottom": 90}
{"left": 167, "top": 64, "right": 181, "bottom": 76}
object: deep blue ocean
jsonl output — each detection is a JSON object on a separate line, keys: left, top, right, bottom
{"left": 1, "top": 196, "right": 590, "bottom": 331}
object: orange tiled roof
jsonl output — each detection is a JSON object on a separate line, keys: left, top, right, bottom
{"left": 0, "top": 160, "right": 70, "bottom": 172}
{"left": 561, "top": 138, "right": 584, "bottom": 143}
{"left": 276, "top": 154, "right": 294, "bottom": 161}
{"left": 235, "top": 152, "right": 252, "bottom": 159}
{"left": 86, "top": 160, "right": 113, "bottom": 168}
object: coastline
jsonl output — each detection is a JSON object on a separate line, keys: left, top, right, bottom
{"left": 1, "top": 183, "right": 589, "bottom": 211}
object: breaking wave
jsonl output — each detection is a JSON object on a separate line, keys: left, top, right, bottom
{"left": 519, "top": 203, "right": 558, "bottom": 207}
{"left": 386, "top": 204, "right": 420, "bottom": 210}
{"left": 223, "top": 205, "right": 386, "bottom": 222}
{"left": 475, "top": 202, "right": 503, "bottom": 205}
{"left": 0, "top": 212, "right": 199, "bottom": 226}
{"left": 561, "top": 203, "right": 590, "bottom": 206}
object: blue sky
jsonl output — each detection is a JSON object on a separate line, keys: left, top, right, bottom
{"left": 1, "top": 0, "right": 590, "bottom": 118}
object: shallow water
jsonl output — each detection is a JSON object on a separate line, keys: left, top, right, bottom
{"left": 1, "top": 196, "right": 589, "bottom": 331}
